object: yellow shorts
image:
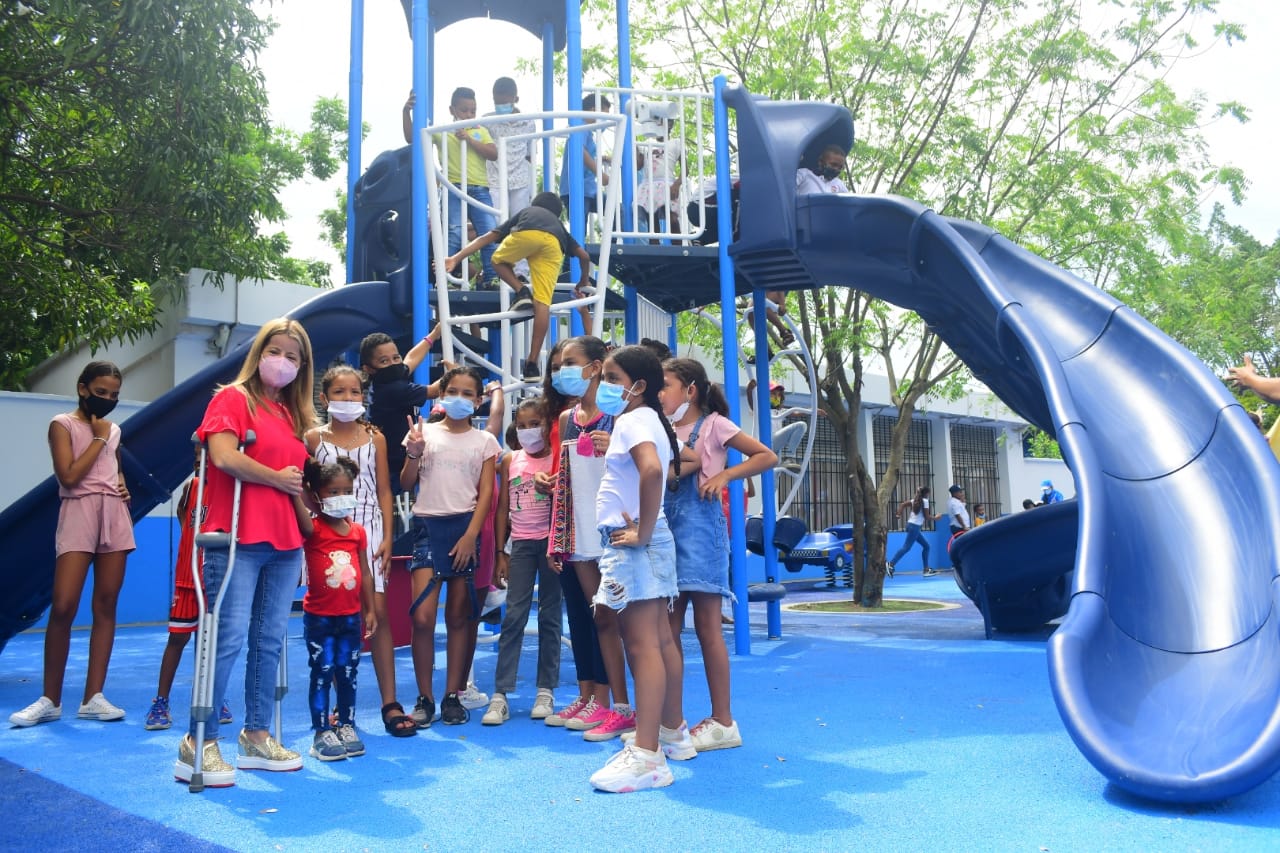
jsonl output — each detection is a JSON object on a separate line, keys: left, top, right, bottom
{"left": 491, "top": 230, "right": 563, "bottom": 306}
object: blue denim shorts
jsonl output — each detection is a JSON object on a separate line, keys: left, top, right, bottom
{"left": 411, "top": 513, "right": 477, "bottom": 579}
{"left": 593, "top": 517, "right": 677, "bottom": 611}
{"left": 664, "top": 477, "right": 733, "bottom": 599}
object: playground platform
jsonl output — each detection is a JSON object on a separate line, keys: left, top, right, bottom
{"left": 1, "top": 575, "right": 1275, "bottom": 852}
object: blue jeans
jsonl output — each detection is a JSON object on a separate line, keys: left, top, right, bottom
{"left": 187, "top": 543, "right": 302, "bottom": 739}
{"left": 494, "top": 538, "right": 563, "bottom": 694}
{"left": 664, "top": 474, "right": 733, "bottom": 598}
{"left": 448, "top": 185, "right": 497, "bottom": 282}
{"left": 303, "top": 612, "right": 362, "bottom": 731}
{"left": 889, "top": 523, "right": 930, "bottom": 570}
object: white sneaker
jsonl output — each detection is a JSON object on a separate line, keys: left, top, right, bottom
{"left": 530, "top": 689, "right": 555, "bottom": 720}
{"left": 589, "top": 744, "right": 674, "bottom": 793}
{"left": 77, "top": 692, "right": 125, "bottom": 721}
{"left": 459, "top": 683, "right": 490, "bottom": 711}
{"left": 690, "top": 717, "right": 742, "bottom": 751}
{"left": 9, "top": 696, "right": 61, "bottom": 728}
{"left": 622, "top": 720, "right": 697, "bottom": 760}
{"left": 482, "top": 694, "right": 509, "bottom": 726}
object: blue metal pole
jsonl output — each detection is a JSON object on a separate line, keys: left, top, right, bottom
{"left": 618, "top": 2, "right": 638, "bottom": 343}
{"left": 753, "top": 286, "right": 782, "bottom": 639}
{"left": 715, "top": 77, "right": 751, "bottom": 655}
{"left": 409, "top": 1, "right": 432, "bottom": 368}
{"left": 566, "top": 0, "right": 585, "bottom": 336}
{"left": 542, "top": 23, "right": 554, "bottom": 194}
{"left": 345, "top": 0, "right": 364, "bottom": 284}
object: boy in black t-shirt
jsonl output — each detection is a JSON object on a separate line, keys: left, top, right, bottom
{"left": 445, "top": 192, "right": 592, "bottom": 381}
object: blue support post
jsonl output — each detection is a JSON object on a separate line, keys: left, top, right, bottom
{"left": 715, "top": 77, "right": 751, "bottom": 655}
{"left": 667, "top": 312, "right": 678, "bottom": 355}
{"left": 618, "top": 3, "right": 639, "bottom": 343}
{"left": 345, "top": 0, "right": 364, "bottom": 285}
{"left": 409, "top": 2, "right": 433, "bottom": 369}
{"left": 566, "top": 0, "right": 585, "bottom": 337}
{"left": 542, "top": 24, "right": 554, "bottom": 193}
{"left": 753, "top": 287, "right": 782, "bottom": 639}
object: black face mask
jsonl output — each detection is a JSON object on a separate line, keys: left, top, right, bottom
{"left": 370, "top": 363, "right": 409, "bottom": 385}
{"left": 820, "top": 166, "right": 841, "bottom": 181}
{"left": 80, "top": 393, "right": 118, "bottom": 419}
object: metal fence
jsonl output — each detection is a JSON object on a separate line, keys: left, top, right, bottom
{"left": 949, "top": 423, "right": 1002, "bottom": 519}
{"left": 777, "top": 411, "right": 852, "bottom": 532}
{"left": 873, "top": 415, "right": 934, "bottom": 530}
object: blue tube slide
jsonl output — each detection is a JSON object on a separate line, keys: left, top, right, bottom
{"left": 723, "top": 86, "right": 1280, "bottom": 803}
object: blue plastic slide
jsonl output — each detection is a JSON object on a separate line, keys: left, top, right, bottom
{"left": 0, "top": 282, "right": 408, "bottom": 653}
{"left": 724, "top": 86, "right": 1280, "bottom": 802}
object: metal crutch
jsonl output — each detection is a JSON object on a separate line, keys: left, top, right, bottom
{"left": 274, "top": 627, "right": 288, "bottom": 744}
{"left": 187, "top": 429, "right": 255, "bottom": 793}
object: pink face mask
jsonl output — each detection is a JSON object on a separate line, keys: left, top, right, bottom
{"left": 258, "top": 354, "right": 299, "bottom": 389}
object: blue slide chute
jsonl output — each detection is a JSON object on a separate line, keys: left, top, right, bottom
{"left": 724, "top": 86, "right": 1280, "bottom": 802}
{"left": 0, "top": 282, "right": 408, "bottom": 653}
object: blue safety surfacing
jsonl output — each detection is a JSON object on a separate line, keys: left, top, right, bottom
{"left": 1, "top": 575, "right": 1276, "bottom": 852}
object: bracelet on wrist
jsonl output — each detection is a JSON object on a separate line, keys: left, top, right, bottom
{"left": 405, "top": 452, "right": 421, "bottom": 461}
{"left": 91, "top": 436, "right": 108, "bottom": 444}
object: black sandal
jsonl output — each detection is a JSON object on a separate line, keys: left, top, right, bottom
{"left": 381, "top": 702, "right": 418, "bottom": 737}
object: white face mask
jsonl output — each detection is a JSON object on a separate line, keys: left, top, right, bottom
{"left": 516, "top": 427, "right": 545, "bottom": 453}
{"left": 327, "top": 400, "right": 365, "bottom": 423}
{"left": 667, "top": 400, "right": 691, "bottom": 424}
{"left": 320, "top": 494, "right": 358, "bottom": 518}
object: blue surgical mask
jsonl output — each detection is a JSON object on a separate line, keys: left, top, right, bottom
{"left": 596, "top": 381, "right": 635, "bottom": 416}
{"left": 553, "top": 365, "right": 590, "bottom": 397}
{"left": 494, "top": 103, "right": 515, "bottom": 115}
{"left": 320, "top": 494, "right": 358, "bottom": 519}
{"left": 439, "top": 395, "right": 476, "bottom": 420}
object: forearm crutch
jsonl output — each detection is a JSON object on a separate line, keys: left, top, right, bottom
{"left": 187, "top": 430, "right": 255, "bottom": 793}
{"left": 274, "top": 628, "right": 288, "bottom": 744}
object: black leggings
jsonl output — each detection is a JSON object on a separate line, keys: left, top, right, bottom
{"left": 559, "top": 564, "right": 607, "bottom": 686}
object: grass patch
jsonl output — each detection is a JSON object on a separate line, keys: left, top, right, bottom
{"left": 788, "top": 598, "right": 949, "bottom": 614}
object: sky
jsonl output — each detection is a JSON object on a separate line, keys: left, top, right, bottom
{"left": 254, "top": 0, "right": 1280, "bottom": 276}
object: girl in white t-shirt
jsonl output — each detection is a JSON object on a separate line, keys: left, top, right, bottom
{"left": 660, "top": 357, "right": 776, "bottom": 753}
{"left": 401, "top": 366, "right": 500, "bottom": 727}
{"left": 888, "top": 486, "right": 943, "bottom": 577}
{"left": 587, "top": 345, "right": 686, "bottom": 793}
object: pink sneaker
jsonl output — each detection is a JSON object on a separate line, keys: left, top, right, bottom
{"left": 565, "top": 698, "right": 608, "bottom": 731}
{"left": 583, "top": 707, "right": 637, "bottom": 742}
{"left": 545, "top": 695, "right": 588, "bottom": 728}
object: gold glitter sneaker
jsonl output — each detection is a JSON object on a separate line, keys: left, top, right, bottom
{"left": 236, "top": 731, "right": 302, "bottom": 772}
{"left": 174, "top": 735, "right": 236, "bottom": 787}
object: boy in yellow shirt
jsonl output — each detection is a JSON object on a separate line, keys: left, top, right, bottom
{"left": 432, "top": 87, "right": 500, "bottom": 283}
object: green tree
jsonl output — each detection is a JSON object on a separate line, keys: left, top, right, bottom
{"left": 0, "top": 1, "right": 337, "bottom": 389}
{"left": 593, "top": 0, "right": 1248, "bottom": 605}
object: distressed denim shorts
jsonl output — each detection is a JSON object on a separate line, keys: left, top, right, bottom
{"left": 593, "top": 517, "right": 677, "bottom": 611}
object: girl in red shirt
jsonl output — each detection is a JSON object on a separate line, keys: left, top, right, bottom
{"left": 297, "top": 457, "right": 376, "bottom": 761}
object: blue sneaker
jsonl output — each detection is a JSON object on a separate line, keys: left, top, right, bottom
{"left": 219, "top": 700, "right": 232, "bottom": 725}
{"left": 144, "top": 695, "right": 172, "bottom": 731}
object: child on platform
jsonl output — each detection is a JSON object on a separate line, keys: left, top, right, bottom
{"left": 360, "top": 328, "right": 446, "bottom": 480}
{"left": 296, "top": 457, "right": 376, "bottom": 760}
{"left": 445, "top": 192, "right": 593, "bottom": 382}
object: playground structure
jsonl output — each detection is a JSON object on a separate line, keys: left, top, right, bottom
{"left": 0, "top": 0, "right": 1277, "bottom": 805}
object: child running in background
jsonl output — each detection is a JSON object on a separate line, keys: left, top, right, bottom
{"left": 401, "top": 366, "right": 500, "bottom": 726}
{"left": 10, "top": 361, "right": 133, "bottom": 727}
{"left": 888, "top": 486, "right": 943, "bottom": 578}
{"left": 588, "top": 345, "right": 687, "bottom": 792}
{"left": 305, "top": 366, "right": 415, "bottom": 738}
{"left": 483, "top": 397, "right": 563, "bottom": 724}
{"left": 659, "top": 358, "right": 776, "bottom": 752}
{"left": 143, "top": 456, "right": 231, "bottom": 731}
{"left": 548, "top": 336, "right": 634, "bottom": 740}
{"left": 295, "top": 457, "right": 376, "bottom": 761}
{"left": 445, "top": 192, "right": 593, "bottom": 381}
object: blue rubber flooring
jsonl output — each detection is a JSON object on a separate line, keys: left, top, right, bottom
{"left": 1, "top": 571, "right": 1277, "bottom": 852}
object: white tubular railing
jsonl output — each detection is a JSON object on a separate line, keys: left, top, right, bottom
{"left": 586, "top": 85, "right": 715, "bottom": 244}
{"left": 420, "top": 110, "right": 625, "bottom": 388}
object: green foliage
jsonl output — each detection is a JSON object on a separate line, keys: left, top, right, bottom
{"left": 1024, "top": 428, "right": 1063, "bottom": 459}
{"left": 0, "top": 1, "right": 340, "bottom": 388}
